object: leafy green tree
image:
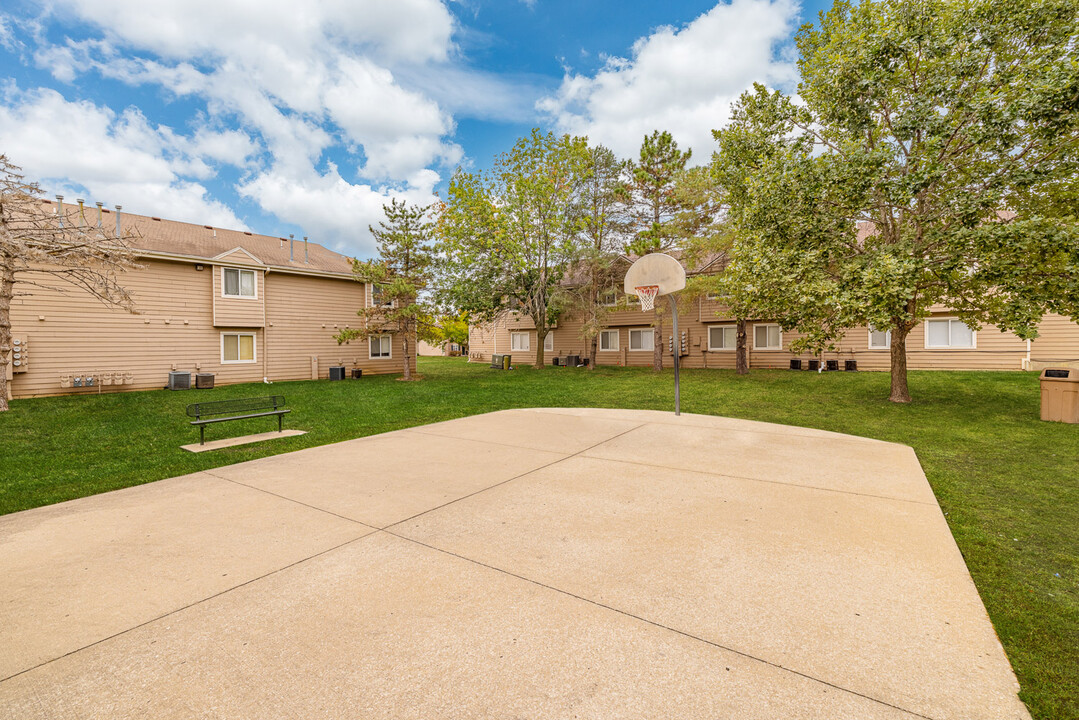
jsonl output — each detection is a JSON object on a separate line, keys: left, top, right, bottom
{"left": 336, "top": 199, "right": 435, "bottom": 381}
{"left": 673, "top": 165, "right": 754, "bottom": 375}
{"left": 700, "top": 86, "right": 810, "bottom": 376}
{"left": 438, "top": 129, "right": 590, "bottom": 367}
{"left": 571, "top": 143, "right": 630, "bottom": 367}
{"left": 422, "top": 312, "right": 470, "bottom": 355}
{"left": 625, "top": 130, "right": 692, "bottom": 370}
{"left": 727, "top": 0, "right": 1079, "bottom": 402}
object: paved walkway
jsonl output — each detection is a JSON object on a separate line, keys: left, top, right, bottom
{"left": 0, "top": 409, "right": 1028, "bottom": 719}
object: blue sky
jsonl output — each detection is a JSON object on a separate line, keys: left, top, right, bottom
{"left": 0, "top": 0, "right": 832, "bottom": 258}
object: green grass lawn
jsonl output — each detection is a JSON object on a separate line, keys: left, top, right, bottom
{"left": 1, "top": 356, "right": 1076, "bottom": 718}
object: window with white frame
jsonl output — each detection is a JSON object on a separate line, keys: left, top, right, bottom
{"left": 222, "top": 268, "right": 256, "bottom": 298}
{"left": 599, "top": 329, "right": 619, "bottom": 351}
{"left": 753, "top": 324, "right": 782, "bottom": 350}
{"left": 708, "top": 325, "right": 736, "bottom": 350}
{"left": 221, "top": 332, "right": 256, "bottom": 363}
{"left": 510, "top": 332, "right": 530, "bottom": 351}
{"left": 543, "top": 333, "right": 554, "bottom": 352}
{"left": 925, "top": 319, "right": 975, "bottom": 348}
{"left": 369, "top": 334, "right": 392, "bottom": 358}
{"left": 629, "top": 328, "right": 654, "bottom": 351}
{"left": 868, "top": 326, "right": 891, "bottom": 349}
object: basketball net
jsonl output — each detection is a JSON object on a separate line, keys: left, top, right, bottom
{"left": 635, "top": 285, "right": 660, "bottom": 312}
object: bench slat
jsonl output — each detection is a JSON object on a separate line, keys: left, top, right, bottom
{"left": 186, "top": 395, "right": 286, "bottom": 418}
{"left": 190, "top": 409, "right": 290, "bottom": 426}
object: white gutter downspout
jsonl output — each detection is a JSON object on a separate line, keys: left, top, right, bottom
{"left": 211, "top": 264, "right": 217, "bottom": 328}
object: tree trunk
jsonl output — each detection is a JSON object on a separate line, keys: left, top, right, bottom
{"left": 535, "top": 327, "right": 546, "bottom": 368}
{"left": 0, "top": 261, "right": 13, "bottom": 412}
{"left": 589, "top": 333, "right": 598, "bottom": 369}
{"left": 652, "top": 307, "right": 663, "bottom": 372}
{"left": 402, "top": 331, "right": 412, "bottom": 380}
{"left": 889, "top": 322, "right": 911, "bottom": 403}
{"left": 735, "top": 317, "right": 749, "bottom": 375}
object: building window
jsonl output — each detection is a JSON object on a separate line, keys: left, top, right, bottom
{"left": 371, "top": 285, "right": 394, "bottom": 308}
{"left": 544, "top": 333, "right": 554, "bottom": 352}
{"left": 599, "top": 329, "right": 619, "bottom": 351}
{"left": 629, "top": 328, "right": 654, "bottom": 351}
{"left": 600, "top": 289, "right": 619, "bottom": 306}
{"left": 925, "top": 319, "right": 975, "bottom": 348}
{"left": 753, "top": 324, "right": 782, "bottom": 350}
{"left": 223, "top": 268, "right": 256, "bottom": 298}
{"left": 708, "top": 325, "right": 736, "bottom": 350}
{"left": 369, "top": 335, "right": 392, "bottom": 358}
{"left": 510, "top": 332, "right": 530, "bottom": 351}
{"left": 869, "top": 327, "right": 891, "bottom": 349}
{"left": 221, "top": 333, "right": 256, "bottom": 363}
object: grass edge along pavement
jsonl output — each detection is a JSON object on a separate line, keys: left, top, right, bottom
{"left": 0, "top": 356, "right": 1075, "bottom": 719}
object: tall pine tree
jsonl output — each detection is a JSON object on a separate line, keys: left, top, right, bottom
{"left": 336, "top": 199, "right": 435, "bottom": 381}
{"left": 625, "top": 130, "right": 692, "bottom": 371}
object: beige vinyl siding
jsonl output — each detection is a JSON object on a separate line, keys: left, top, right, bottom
{"left": 504, "top": 312, "right": 537, "bottom": 330}
{"left": 213, "top": 264, "right": 265, "bottom": 327}
{"left": 262, "top": 272, "right": 412, "bottom": 381}
{"left": 467, "top": 321, "right": 498, "bottom": 363}
{"left": 1032, "top": 313, "right": 1079, "bottom": 363}
{"left": 9, "top": 259, "right": 265, "bottom": 397}
{"left": 8, "top": 259, "right": 410, "bottom": 399}
{"left": 469, "top": 303, "right": 1052, "bottom": 373}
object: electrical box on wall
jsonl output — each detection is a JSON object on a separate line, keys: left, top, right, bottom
{"left": 11, "top": 337, "right": 28, "bottom": 373}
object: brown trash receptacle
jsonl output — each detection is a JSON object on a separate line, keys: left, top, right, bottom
{"left": 1039, "top": 368, "right": 1079, "bottom": 423}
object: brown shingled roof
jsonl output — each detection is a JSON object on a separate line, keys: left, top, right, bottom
{"left": 38, "top": 199, "right": 355, "bottom": 275}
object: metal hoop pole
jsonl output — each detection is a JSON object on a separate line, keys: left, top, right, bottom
{"left": 669, "top": 294, "right": 680, "bottom": 416}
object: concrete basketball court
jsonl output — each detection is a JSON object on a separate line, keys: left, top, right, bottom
{"left": 0, "top": 408, "right": 1029, "bottom": 719}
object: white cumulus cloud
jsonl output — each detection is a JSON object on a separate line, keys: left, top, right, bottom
{"left": 3, "top": 0, "right": 477, "bottom": 255}
{"left": 0, "top": 85, "right": 250, "bottom": 228}
{"left": 237, "top": 166, "right": 438, "bottom": 255}
{"left": 537, "top": 0, "right": 800, "bottom": 161}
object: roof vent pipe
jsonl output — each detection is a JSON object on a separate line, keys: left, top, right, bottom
{"left": 56, "top": 195, "right": 64, "bottom": 228}
{"left": 304, "top": 236, "right": 309, "bottom": 264}
{"left": 289, "top": 234, "right": 294, "bottom": 262}
{"left": 95, "top": 201, "right": 104, "bottom": 228}
{"left": 114, "top": 205, "right": 122, "bottom": 238}
{"left": 76, "top": 198, "right": 87, "bottom": 226}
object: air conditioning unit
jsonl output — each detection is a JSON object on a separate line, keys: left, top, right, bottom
{"left": 168, "top": 371, "right": 191, "bottom": 390}
{"left": 790, "top": 359, "right": 802, "bottom": 370}
{"left": 329, "top": 366, "right": 346, "bottom": 381}
{"left": 195, "top": 373, "right": 215, "bottom": 389}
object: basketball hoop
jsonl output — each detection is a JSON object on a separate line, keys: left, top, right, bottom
{"left": 623, "top": 253, "right": 688, "bottom": 416}
{"left": 635, "top": 285, "right": 660, "bottom": 311}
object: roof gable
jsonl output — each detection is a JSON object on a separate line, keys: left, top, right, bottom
{"left": 213, "top": 247, "right": 265, "bottom": 265}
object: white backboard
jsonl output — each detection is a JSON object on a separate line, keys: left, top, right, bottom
{"left": 623, "top": 253, "right": 687, "bottom": 297}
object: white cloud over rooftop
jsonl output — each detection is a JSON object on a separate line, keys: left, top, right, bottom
{"left": 0, "top": 0, "right": 472, "bottom": 255}
{"left": 1, "top": 0, "right": 805, "bottom": 256}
